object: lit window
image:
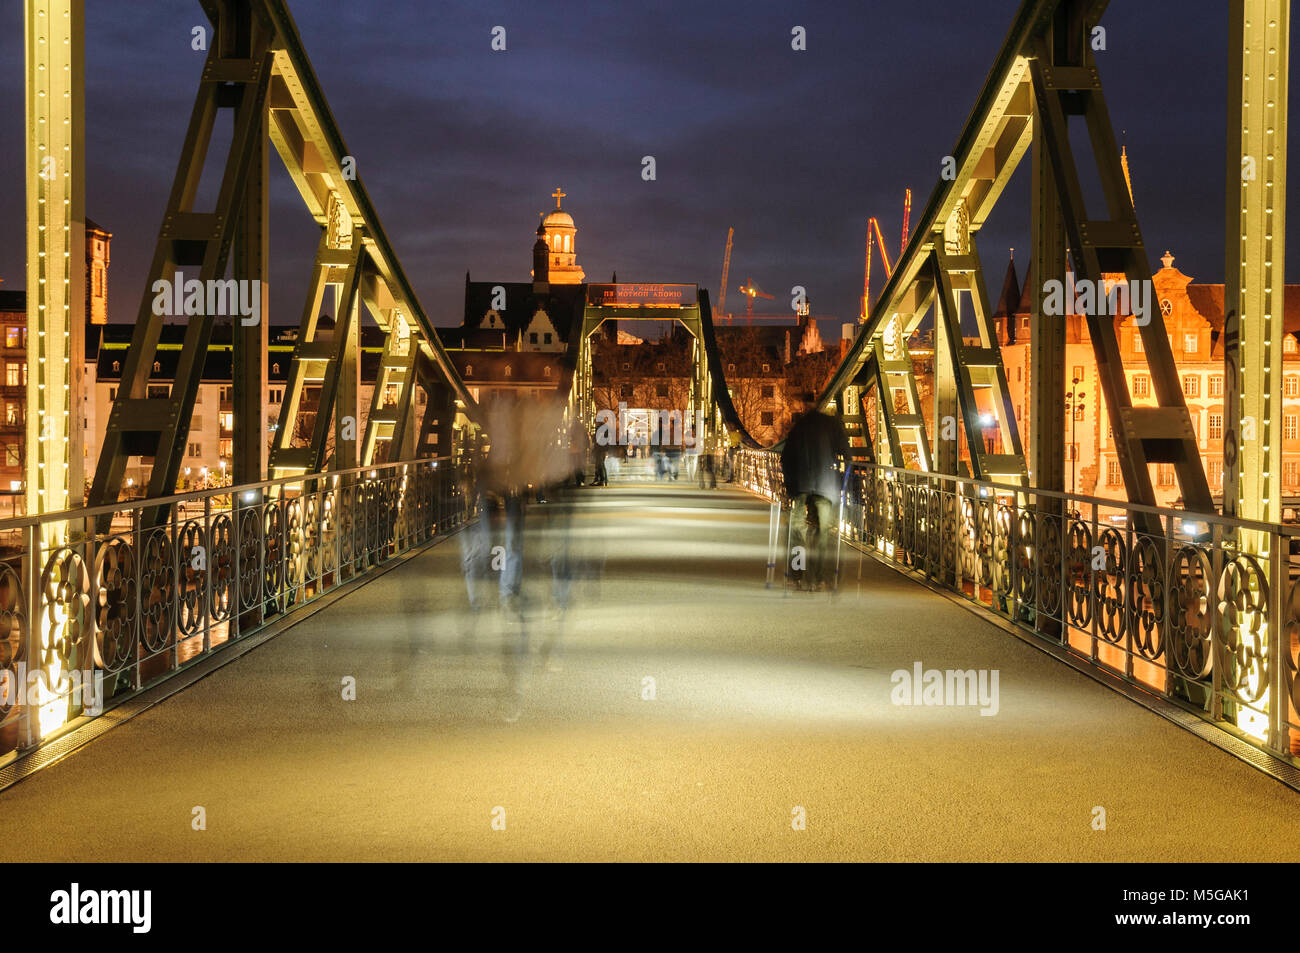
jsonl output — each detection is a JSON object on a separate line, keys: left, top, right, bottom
{"left": 1287, "top": 377, "right": 1299, "bottom": 397}
{"left": 1209, "top": 375, "right": 1223, "bottom": 397}
{"left": 1287, "top": 461, "right": 1300, "bottom": 486}
{"left": 4, "top": 328, "right": 19, "bottom": 348}
{"left": 1158, "top": 463, "right": 1175, "bottom": 486}
{"left": 153, "top": 361, "right": 161, "bottom": 373}
{"left": 1286, "top": 415, "right": 1298, "bottom": 440}
{"left": 1183, "top": 375, "right": 1199, "bottom": 398}
{"left": 1209, "top": 414, "right": 1223, "bottom": 439}
{"left": 465, "top": 365, "right": 472, "bottom": 376}
{"left": 762, "top": 363, "right": 770, "bottom": 373}
{"left": 1107, "top": 460, "right": 1121, "bottom": 485}
{"left": 4, "top": 364, "right": 19, "bottom": 387}
{"left": 1209, "top": 460, "right": 1223, "bottom": 488}
{"left": 1133, "top": 332, "right": 1144, "bottom": 353}
{"left": 1132, "top": 375, "right": 1149, "bottom": 397}
{"left": 1184, "top": 333, "right": 1197, "bottom": 353}
{"left": 1287, "top": 336, "right": 1298, "bottom": 354}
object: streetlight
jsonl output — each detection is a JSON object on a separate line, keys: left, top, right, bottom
{"left": 1065, "top": 377, "right": 1087, "bottom": 500}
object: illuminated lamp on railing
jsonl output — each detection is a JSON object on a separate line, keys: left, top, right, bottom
{"left": 241, "top": 490, "right": 258, "bottom": 502}
{"left": 979, "top": 413, "right": 994, "bottom": 426}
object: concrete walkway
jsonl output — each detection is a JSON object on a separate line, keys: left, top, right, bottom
{"left": 3, "top": 483, "right": 1298, "bottom": 862}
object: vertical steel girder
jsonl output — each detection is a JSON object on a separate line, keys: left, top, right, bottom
{"left": 1030, "top": 54, "right": 1068, "bottom": 500}
{"left": 1030, "top": 11, "right": 1213, "bottom": 520}
{"left": 25, "top": 0, "right": 87, "bottom": 536}
{"left": 836, "top": 371, "right": 877, "bottom": 465}
{"left": 412, "top": 359, "right": 454, "bottom": 461}
{"left": 87, "top": 1, "right": 273, "bottom": 528}
{"left": 267, "top": 230, "right": 363, "bottom": 477}
{"left": 359, "top": 314, "right": 419, "bottom": 466}
{"left": 232, "top": 67, "right": 269, "bottom": 488}
{"left": 1225, "top": 0, "right": 1289, "bottom": 552}
{"left": 932, "top": 246, "right": 1028, "bottom": 483}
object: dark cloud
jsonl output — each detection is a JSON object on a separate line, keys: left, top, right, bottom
{"left": 0, "top": 0, "right": 1285, "bottom": 338}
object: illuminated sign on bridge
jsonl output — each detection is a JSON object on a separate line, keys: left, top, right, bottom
{"left": 586, "top": 283, "right": 698, "bottom": 308}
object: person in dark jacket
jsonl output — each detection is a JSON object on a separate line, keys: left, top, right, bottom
{"left": 779, "top": 391, "right": 850, "bottom": 590}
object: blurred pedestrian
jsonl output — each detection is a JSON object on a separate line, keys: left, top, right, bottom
{"left": 779, "top": 391, "right": 849, "bottom": 591}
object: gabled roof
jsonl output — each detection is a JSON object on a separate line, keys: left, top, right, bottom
{"left": 454, "top": 281, "right": 587, "bottom": 344}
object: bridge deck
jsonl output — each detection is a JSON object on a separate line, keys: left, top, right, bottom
{"left": 2, "top": 484, "right": 1297, "bottom": 861}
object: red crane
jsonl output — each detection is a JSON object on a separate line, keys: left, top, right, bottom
{"left": 738, "top": 278, "right": 775, "bottom": 323}
{"left": 862, "top": 189, "right": 913, "bottom": 320}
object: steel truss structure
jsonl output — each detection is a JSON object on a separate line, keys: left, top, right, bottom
{"left": 570, "top": 289, "right": 757, "bottom": 456}
{"left": 86, "top": 0, "right": 477, "bottom": 528}
{"left": 823, "top": 0, "right": 1236, "bottom": 521}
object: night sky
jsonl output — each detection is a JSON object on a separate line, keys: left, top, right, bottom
{"left": 0, "top": 0, "right": 1291, "bottom": 338}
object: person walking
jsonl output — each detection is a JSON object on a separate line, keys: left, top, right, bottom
{"left": 779, "top": 391, "right": 850, "bottom": 591}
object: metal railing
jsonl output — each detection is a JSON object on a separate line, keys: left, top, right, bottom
{"left": 737, "top": 448, "right": 1300, "bottom": 764}
{"left": 0, "top": 458, "right": 473, "bottom": 764}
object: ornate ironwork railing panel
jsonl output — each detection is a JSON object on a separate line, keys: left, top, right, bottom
{"left": 0, "top": 458, "right": 472, "bottom": 764}
{"left": 739, "top": 450, "right": 1300, "bottom": 767}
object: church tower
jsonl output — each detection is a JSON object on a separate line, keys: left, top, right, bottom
{"left": 540, "top": 187, "right": 585, "bottom": 285}
{"left": 531, "top": 218, "right": 550, "bottom": 291}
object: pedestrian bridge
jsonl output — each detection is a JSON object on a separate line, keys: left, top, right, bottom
{"left": 0, "top": 472, "right": 1296, "bottom": 862}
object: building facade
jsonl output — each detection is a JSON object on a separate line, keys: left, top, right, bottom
{"left": 994, "top": 251, "right": 1300, "bottom": 508}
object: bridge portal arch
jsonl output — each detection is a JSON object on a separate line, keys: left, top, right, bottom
{"left": 570, "top": 283, "right": 755, "bottom": 456}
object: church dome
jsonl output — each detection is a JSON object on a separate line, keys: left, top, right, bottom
{"left": 543, "top": 209, "right": 574, "bottom": 229}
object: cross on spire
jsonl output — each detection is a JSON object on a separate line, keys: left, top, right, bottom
{"left": 551, "top": 187, "right": 566, "bottom": 208}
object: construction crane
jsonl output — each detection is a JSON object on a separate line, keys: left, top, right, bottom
{"left": 738, "top": 278, "right": 775, "bottom": 323}
{"left": 862, "top": 188, "right": 913, "bottom": 320}
{"left": 718, "top": 228, "right": 734, "bottom": 323}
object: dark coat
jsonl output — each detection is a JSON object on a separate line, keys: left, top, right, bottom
{"left": 780, "top": 410, "right": 850, "bottom": 500}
